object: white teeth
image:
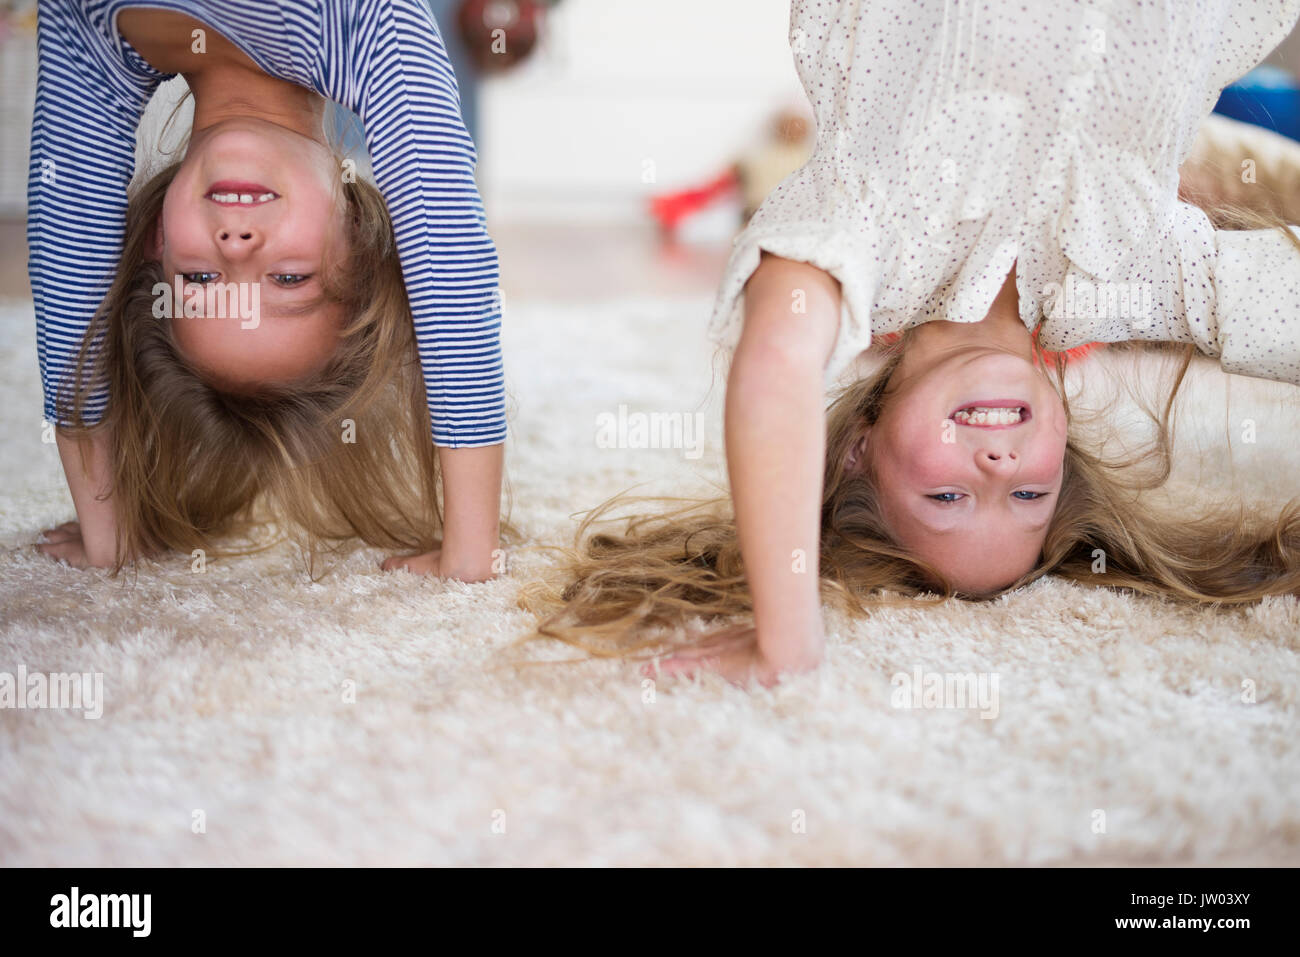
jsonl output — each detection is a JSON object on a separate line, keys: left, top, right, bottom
{"left": 208, "top": 192, "right": 276, "bottom": 205}
{"left": 952, "top": 406, "right": 1023, "bottom": 425}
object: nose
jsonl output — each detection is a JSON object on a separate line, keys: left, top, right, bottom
{"left": 975, "top": 446, "right": 1019, "bottom": 475}
{"left": 213, "top": 221, "right": 262, "bottom": 259}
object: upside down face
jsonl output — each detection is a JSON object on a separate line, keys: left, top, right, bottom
{"left": 865, "top": 340, "right": 1069, "bottom": 594}
{"left": 150, "top": 117, "right": 347, "bottom": 393}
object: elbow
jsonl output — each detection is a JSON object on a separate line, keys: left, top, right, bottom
{"left": 732, "top": 318, "right": 834, "bottom": 379}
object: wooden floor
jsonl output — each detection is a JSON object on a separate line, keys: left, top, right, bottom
{"left": 0, "top": 217, "right": 733, "bottom": 300}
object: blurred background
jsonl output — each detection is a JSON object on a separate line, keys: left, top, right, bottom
{"left": 1, "top": 0, "right": 1298, "bottom": 302}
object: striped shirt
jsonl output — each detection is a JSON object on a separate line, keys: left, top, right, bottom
{"left": 28, "top": 0, "right": 505, "bottom": 448}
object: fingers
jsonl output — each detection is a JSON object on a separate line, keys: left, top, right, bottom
{"left": 35, "top": 521, "right": 88, "bottom": 567}
{"left": 381, "top": 551, "right": 441, "bottom": 576}
{"left": 37, "top": 521, "right": 80, "bottom": 544}
{"left": 674, "top": 629, "right": 757, "bottom": 664}
{"left": 638, "top": 625, "right": 759, "bottom": 683}
{"left": 641, "top": 647, "right": 766, "bottom": 687}
{"left": 35, "top": 539, "right": 89, "bottom": 569}
{"left": 641, "top": 652, "right": 723, "bottom": 681}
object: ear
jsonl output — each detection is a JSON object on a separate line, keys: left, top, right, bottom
{"left": 845, "top": 427, "right": 871, "bottom": 473}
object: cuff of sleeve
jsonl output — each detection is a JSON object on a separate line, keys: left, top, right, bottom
{"left": 43, "top": 392, "right": 107, "bottom": 430}
{"left": 430, "top": 421, "right": 508, "bottom": 449}
{"left": 707, "top": 224, "right": 880, "bottom": 383}
{"left": 1214, "top": 225, "right": 1300, "bottom": 385}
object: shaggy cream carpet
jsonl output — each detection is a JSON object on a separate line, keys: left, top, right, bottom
{"left": 1, "top": 292, "right": 1298, "bottom": 866}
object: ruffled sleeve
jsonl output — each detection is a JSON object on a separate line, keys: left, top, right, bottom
{"left": 707, "top": 156, "right": 883, "bottom": 383}
{"left": 1041, "top": 199, "right": 1300, "bottom": 386}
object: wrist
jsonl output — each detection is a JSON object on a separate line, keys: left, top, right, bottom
{"left": 81, "top": 536, "right": 119, "bottom": 568}
{"left": 77, "top": 515, "right": 120, "bottom": 567}
{"left": 438, "top": 533, "right": 500, "bottom": 581}
{"left": 763, "top": 640, "right": 824, "bottom": 674}
{"left": 754, "top": 615, "right": 825, "bottom": 671}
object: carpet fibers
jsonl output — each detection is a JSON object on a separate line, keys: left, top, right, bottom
{"left": 1, "top": 295, "right": 1298, "bottom": 866}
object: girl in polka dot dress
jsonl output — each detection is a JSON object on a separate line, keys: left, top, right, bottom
{"left": 535, "top": 0, "right": 1300, "bottom": 686}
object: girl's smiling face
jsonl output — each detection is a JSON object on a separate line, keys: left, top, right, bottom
{"left": 866, "top": 345, "right": 1069, "bottom": 593}
{"left": 860, "top": 264, "right": 1069, "bottom": 594}
{"left": 152, "top": 118, "right": 346, "bottom": 392}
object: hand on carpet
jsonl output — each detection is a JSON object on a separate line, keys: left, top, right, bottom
{"left": 381, "top": 548, "right": 496, "bottom": 583}
{"left": 35, "top": 521, "right": 97, "bottom": 569}
{"left": 641, "top": 625, "right": 822, "bottom": 689}
{"left": 35, "top": 520, "right": 156, "bottom": 568}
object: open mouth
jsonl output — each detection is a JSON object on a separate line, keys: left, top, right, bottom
{"left": 948, "top": 400, "right": 1031, "bottom": 428}
{"left": 205, "top": 181, "right": 278, "bottom": 206}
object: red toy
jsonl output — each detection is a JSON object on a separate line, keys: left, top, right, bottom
{"left": 648, "top": 169, "right": 741, "bottom": 235}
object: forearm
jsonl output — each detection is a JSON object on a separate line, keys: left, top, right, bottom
{"left": 727, "top": 254, "right": 841, "bottom": 666}
{"left": 55, "top": 429, "right": 119, "bottom": 567}
{"left": 436, "top": 442, "right": 504, "bottom": 580}
{"left": 726, "top": 352, "right": 827, "bottom": 665}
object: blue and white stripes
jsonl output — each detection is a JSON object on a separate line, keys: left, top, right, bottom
{"left": 28, "top": 0, "right": 506, "bottom": 447}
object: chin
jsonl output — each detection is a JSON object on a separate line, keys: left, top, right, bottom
{"left": 964, "top": 350, "right": 1036, "bottom": 374}
{"left": 950, "top": 357, "right": 1043, "bottom": 398}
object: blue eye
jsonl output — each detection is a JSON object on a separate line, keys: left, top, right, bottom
{"left": 182, "top": 272, "right": 219, "bottom": 284}
{"left": 271, "top": 273, "right": 310, "bottom": 286}
{"left": 928, "top": 492, "right": 962, "bottom": 503}
{"left": 1012, "top": 491, "right": 1048, "bottom": 500}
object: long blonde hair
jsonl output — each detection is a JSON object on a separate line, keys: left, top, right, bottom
{"left": 526, "top": 213, "right": 1300, "bottom": 657}
{"left": 59, "top": 159, "right": 444, "bottom": 575}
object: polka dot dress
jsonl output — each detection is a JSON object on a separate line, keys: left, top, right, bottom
{"left": 709, "top": 0, "right": 1300, "bottom": 386}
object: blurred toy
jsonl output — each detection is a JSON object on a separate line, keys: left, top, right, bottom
{"left": 649, "top": 170, "right": 741, "bottom": 235}
{"left": 735, "top": 110, "right": 813, "bottom": 218}
{"left": 0, "top": 1, "right": 39, "bottom": 42}
{"left": 457, "top": 0, "right": 552, "bottom": 73}
{"left": 648, "top": 108, "right": 814, "bottom": 240}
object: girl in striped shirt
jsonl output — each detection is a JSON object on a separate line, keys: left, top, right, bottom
{"left": 31, "top": 0, "right": 504, "bottom": 578}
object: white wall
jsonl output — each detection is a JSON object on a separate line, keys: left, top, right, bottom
{"left": 478, "top": 0, "right": 806, "bottom": 223}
